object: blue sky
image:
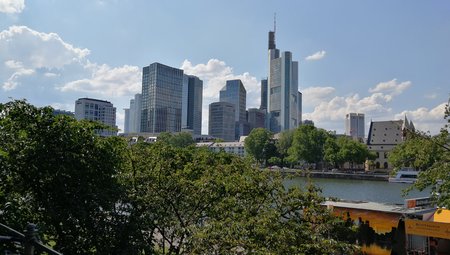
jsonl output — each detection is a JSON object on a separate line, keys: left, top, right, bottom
{"left": 1, "top": 0, "right": 449, "bottom": 135}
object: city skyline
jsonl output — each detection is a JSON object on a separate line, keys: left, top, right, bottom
{"left": 1, "top": 0, "right": 449, "bottom": 135}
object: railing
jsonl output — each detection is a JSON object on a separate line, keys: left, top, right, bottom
{"left": 0, "top": 223, "right": 63, "bottom": 255}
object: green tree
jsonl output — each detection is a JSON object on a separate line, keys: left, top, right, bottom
{"left": 389, "top": 100, "right": 450, "bottom": 207}
{"left": 157, "top": 132, "right": 195, "bottom": 148}
{"left": 276, "top": 129, "right": 294, "bottom": 166}
{"left": 244, "top": 128, "right": 273, "bottom": 166}
{"left": 0, "top": 100, "right": 359, "bottom": 254}
{"left": 337, "top": 137, "right": 374, "bottom": 170}
{"left": 288, "top": 125, "right": 328, "bottom": 168}
{"left": 323, "top": 135, "right": 340, "bottom": 168}
{"left": 0, "top": 100, "right": 129, "bottom": 254}
{"left": 123, "top": 142, "right": 358, "bottom": 254}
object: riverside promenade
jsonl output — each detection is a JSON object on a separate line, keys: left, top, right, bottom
{"left": 278, "top": 168, "right": 389, "bottom": 181}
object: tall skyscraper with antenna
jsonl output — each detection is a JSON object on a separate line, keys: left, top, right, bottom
{"left": 265, "top": 15, "right": 302, "bottom": 133}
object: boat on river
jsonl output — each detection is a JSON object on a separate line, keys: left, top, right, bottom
{"left": 388, "top": 168, "right": 418, "bottom": 183}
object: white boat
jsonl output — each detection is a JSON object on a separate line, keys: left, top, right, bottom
{"left": 388, "top": 168, "right": 418, "bottom": 183}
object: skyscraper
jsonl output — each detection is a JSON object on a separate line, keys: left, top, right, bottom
{"left": 247, "top": 108, "right": 265, "bottom": 131}
{"left": 260, "top": 78, "right": 268, "bottom": 111}
{"left": 209, "top": 102, "right": 235, "bottom": 142}
{"left": 182, "top": 74, "right": 203, "bottom": 135}
{"left": 345, "top": 113, "right": 365, "bottom": 140}
{"left": 124, "top": 93, "right": 142, "bottom": 133}
{"left": 220, "top": 79, "right": 249, "bottom": 139}
{"left": 74, "top": 97, "right": 117, "bottom": 136}
{"left": 220, "top": 80, "right": 246, "bottom": 123}
{"left": 124, "top": 108, "right": 130, "bottom": 133}
{"left": 266, "top": 28, "right": 301, "bottom": 133}
{"left": 141, "top": 63, "right": 184, "bottom": 133}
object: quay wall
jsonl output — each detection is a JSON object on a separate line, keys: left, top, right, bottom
{"left": 278, "top": 169, "right": 388, "bottom": 181}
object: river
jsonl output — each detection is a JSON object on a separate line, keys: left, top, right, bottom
{"left": 284, "top": 176, "right": 431, "bottom": 204}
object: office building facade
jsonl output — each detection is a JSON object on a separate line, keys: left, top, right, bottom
{"left": 219, "top": 79, "right": 249, "bottom": 140}
{"left": 124, "top": 93, "right": 142, "bottom": 134}
{"left": 74, "top": 97, "right": 117, "bottom": 136}
{"left": 141, "top": 63, "right": 184, "bottom": 133}
{"left": 345, "top": 113, "right": 365, "bottom": 140}
{"left": 247, "top": 108, "right": 266, "bottom": 131}
{"left": 266, "top": 30, "right": 301, "bottom": 133}
{"left": 208, "top": 102, "right": 235, "bottom": 142}
{"left": 182, "top": 74, "right": 203, "bottom": 135}
{"left": 220, "top": 79, "right": 246, "bottom": 123}
{"left": 260, "top": 78, "right": 268, "bottom": 111}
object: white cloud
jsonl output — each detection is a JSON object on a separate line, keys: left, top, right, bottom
{"left": 0, "top": 25, "right": 142, "bottom": 133}
{"left": 302, "top": 86, "right": 335, "bottom": 107}
{"left": 58, "top": 62, "right": 141, "bottom": 97}
{"left": 394, "top": 102, "right": 447, "bottom": 134}
{"left": 181, "top": 59, "right": 260, "bottom": 134}
{"left": 0, "top": 26, "right": 89, "bottom": 70}
{"left": 305, "top": 50, "right": 326, "bottom": 61}
{"left": 302, "top": 79, "right": 413, "bottom": 133}
{"left": 3, "top": 60, "right": 34, "bottom": 90}
{"left": 0, "top": 0, "right": 24, "bottom": 13}
{"left": 368, "top": 79, "right": 411, "bottom": 96}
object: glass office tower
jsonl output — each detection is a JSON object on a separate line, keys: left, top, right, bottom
{"left": 219, "top": 79, "right": 249, "bottom": 139}
{"left": 182, "top": 74, "right": 203, "bottom": 135}
{"left": 141, "top": 63, "right": 184, "bottom": 133}
{"left": 267, "top": 30, "right": 301, "bottom": 133}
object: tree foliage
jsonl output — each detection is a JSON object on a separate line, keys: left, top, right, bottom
{"left": 288, "top": 125, "right": 328, "bottom": 167}
{"left": 244, "top": 128, "right": 274, "bottom": 165}
{"left": 124, "top": 142, "right": 357, "bottom": 254}
{"left": 0, "top": 100, "right": 358, "bottom": 254}
{"left": 0, "top": 100, "right": 128, "bottom": 254}
{"left": 389, "top": 100, "right": 450, "bottom": 208}
{"left": 336, "top": 137, "right": 375, "bottom": 169}
{"left": 157, "top": 132, "right": 195, "bottom": 148}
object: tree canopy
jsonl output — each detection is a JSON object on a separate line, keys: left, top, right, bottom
{"left": 0, "top": 100, "right": 128, "bottom": 254}
{"left": 288, "top": 125, "right": 329, "bottom": 167}
{"left": 244, "top": 128, "right": 275, "bottom": 165}
{"left": 389, "top": 100, "right": 450, "bottom": 208}
{"left": 0, "top": 100, "right": 358, "bottom": 254}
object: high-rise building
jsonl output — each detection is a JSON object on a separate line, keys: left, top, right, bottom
{"left": 247, "top": 108, "right": 265, "bottom": 131}
{"left": 74, "top": 97, "right": 117, "bottom": 136}
{"left": 260, "top": 78, "right": 268, "bottom": 111}
{"left": 219, "top": 79, "right": 249, "bottom": 140}
{"left": 124, "top": 108, "right": 130, "bottom": 133}
{"left": 141, "top": 63, "right": 184, "bottom": 133}
{"left": 182, "top": 74, "right": 203, "bottom": 135}
{"left": 266, "top": 29, "right": 301, "bottom": 133}
{"left": 220, "top": 80, "right": 246, "bottom": 123}
{"left": 124, "top": 93, "right": 142, "bottom": 133}
{"left": 209, "top": 102, "right": 235, "bottom": 142}
{"left": 345, "top": 113, "right": 365, "bottom": 140}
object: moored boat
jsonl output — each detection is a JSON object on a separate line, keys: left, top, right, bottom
{"left": 388, "top": 168, "right": 418, "bottom": 183}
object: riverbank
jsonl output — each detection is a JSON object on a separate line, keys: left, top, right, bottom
{"left": 279, "top": 168, "right": 389, "bottom": 181}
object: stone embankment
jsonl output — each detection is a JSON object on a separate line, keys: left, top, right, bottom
{"left": 278, "top": 168, "right": 389, "bottom": 181}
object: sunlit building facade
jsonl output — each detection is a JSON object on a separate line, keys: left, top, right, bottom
{"left": 141, "top": 63, "right": 184, "bottom": 133}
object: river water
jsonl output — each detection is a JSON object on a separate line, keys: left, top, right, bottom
{"left": 284, "top": 176, "right": 431, "bottom": 204}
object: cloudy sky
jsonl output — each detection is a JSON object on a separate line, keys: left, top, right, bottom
{"left": 1, "top": 0, "right": 449, "bottom": 135}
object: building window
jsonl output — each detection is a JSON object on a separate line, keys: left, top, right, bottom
{"left": 376, "top": 162, "right": 380, "bottom": 169}
{"left": 384, "top": 162, "right": 388, "bottom": 169}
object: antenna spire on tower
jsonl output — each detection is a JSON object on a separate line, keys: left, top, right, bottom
{"left": 274, "top": 12, "right": 276, "bottom": 33}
